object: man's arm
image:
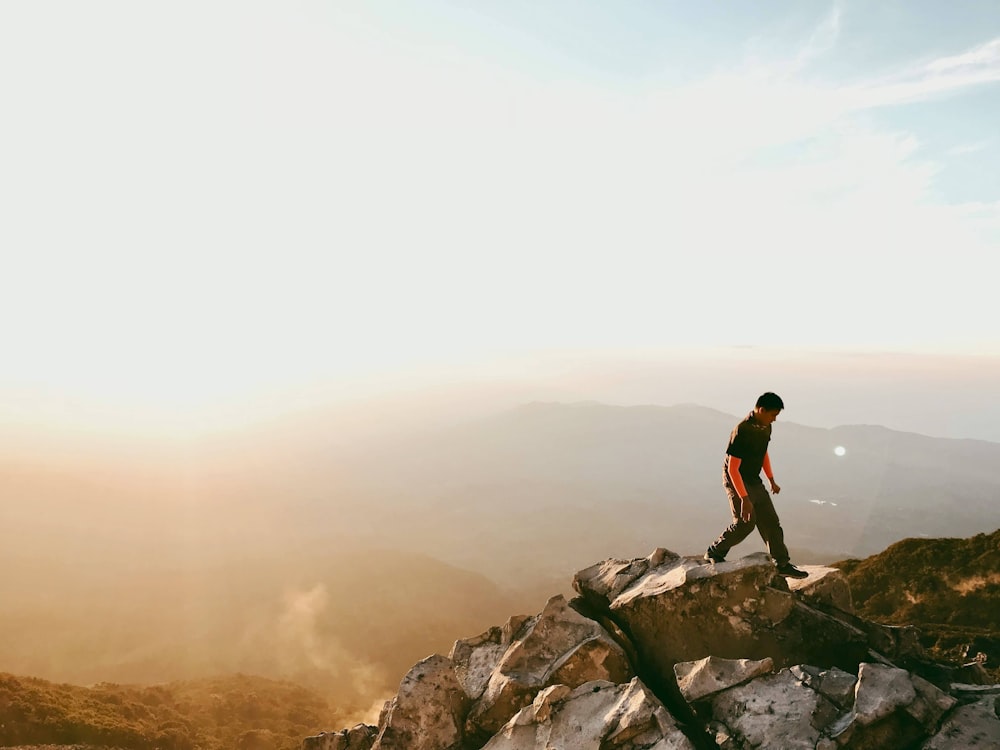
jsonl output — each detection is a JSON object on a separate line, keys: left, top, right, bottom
{"left": 726, "top": 455, "right": 754, "bottom": 522}
{"left": 763, "top": 451, "right": 781, "bottom": 494}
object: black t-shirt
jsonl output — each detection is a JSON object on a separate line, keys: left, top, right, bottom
{"left": 725, "top": 412, "right": 771, "bottom": 482}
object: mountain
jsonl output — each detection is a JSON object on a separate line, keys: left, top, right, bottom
{"left": 296, "top": 401, "right": 1000, "bottom": 578}
{"left": 305, "top": 544, "right": 999, "bottom": 749}
{"left": 834, "top": 529, "right": 1000, "bottom": 680}
{"left": 6, "top": 401, "right": 999, "bottom": 580}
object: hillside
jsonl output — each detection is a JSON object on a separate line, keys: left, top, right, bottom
{"left": 0, "top": 673, "right": 330, "bottom": 750}
{"left": 834, "top": 528, "right": 1000, "bottom": 678}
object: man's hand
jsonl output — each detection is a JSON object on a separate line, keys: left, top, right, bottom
{"left": 740, "top": 496, "right": 754, "bottom": 523}
{"left": 769, "top": 478, "right": 781, "bottom": 495}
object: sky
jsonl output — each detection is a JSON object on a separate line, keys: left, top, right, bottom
{"left": 2, "top": 1, "right": 999, "bottom": 436}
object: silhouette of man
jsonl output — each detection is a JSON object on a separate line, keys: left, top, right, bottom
{"left": 704, "top": 392, "right": 808, "bottom": 579}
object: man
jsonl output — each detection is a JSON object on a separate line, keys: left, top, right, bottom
{"left": 704, "top": 392, "right": 809, "bottom": 579}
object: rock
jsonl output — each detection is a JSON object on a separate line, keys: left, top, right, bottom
{"left": 921, "top": 695, "right": 1000, "bottom": 749}
{"left": 371, "top": 654, "right": 469, "bottom": 750}
{"left": 302, "top": 725, "right": 376, "bottom": 750}
{"left": 707, "top": 662, "right": 959, "bottom": 750}
{"left": 908, "top": 672, "right": 961, "bottom": 729}
{"left": 450, "top": 625, "right": 509, "bottom": 700}
{"left": 786, "top": 565, "right": 854, "bottom": 613}
{"left": 482, "top": 678, "right": 695, "bottom": 750}
{"left": 464, "top": 595, "right": 633, "bottom": 738}
{"left": 709, "top": 668, "right": 843, "bottom": 750}
{"left": 789, "top": 664, "right": 858, "bottom": 709}
{"left": 950, "top": 682, "right": 1000, "bottom": 697}
{"left": 572, "top": 548, "right": 680, "bottom": 608}
{"left": 674, "top": 656, "right": 774, "bottom": 702}
{"left": 828, "top": 663, "right": 957, "bottom": 749}
{"left": 575, "top": 551, "right": 871, "bottom": 677}
{"left": 307, "top": 548, "right": 986, "bottom": 749}
{"left": 851, "top": 662, "right": 919, "bottom": 725}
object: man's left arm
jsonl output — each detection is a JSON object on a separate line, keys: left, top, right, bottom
{"left": 763, "top": 451, "right": 781, "bottom": 494}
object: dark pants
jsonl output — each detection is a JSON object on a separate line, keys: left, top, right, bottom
{"left": 710, "top": 464, "right": 790, "bottom": 566}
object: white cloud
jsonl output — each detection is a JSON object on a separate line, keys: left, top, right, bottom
{"left": 926, "top": 37, "right": 1000, "bottom": 73}
{"left": 842, "top": 36, "right": 1000, "bottom": 110}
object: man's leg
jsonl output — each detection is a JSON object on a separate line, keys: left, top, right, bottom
{"left": 708, "top": 483, "right": 756, "bottom": 559}
{"left": 748, "top": 485, "right": 791, "bottom": 566}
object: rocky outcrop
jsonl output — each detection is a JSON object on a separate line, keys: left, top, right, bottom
{"left": 304, "top": 550, "right": 1000, "bottom": 750}
{"left": 573, "top": 552, "right": 873, "bottom": 675}
{"left": 371, "top": 654, "right": 469, "bottom": 750}
{"left": 686, "top": 662, "right": 957, "bottom": 749}
{"left": 482, "top": 679, "right": 695, "bottom": 750}
{"left": 461, "top": 594, "right": 633, "bottom": 739}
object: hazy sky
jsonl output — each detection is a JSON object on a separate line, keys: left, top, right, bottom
{"left": 2, "top": 1, "right": 999, "bottom": 433}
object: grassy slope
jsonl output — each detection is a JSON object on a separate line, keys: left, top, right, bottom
{"left": 833, "top": 528, "right": 1000, "bottom": 676}
{"left": 0, "top": 672, "right": 333, "bottom": 750}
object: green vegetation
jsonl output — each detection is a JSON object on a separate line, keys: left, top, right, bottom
{"left": 834, "top": 528, "right": 1000, "bottom": 678}
{"left": 0, "top": 673, "right": 338, "bottom": 750}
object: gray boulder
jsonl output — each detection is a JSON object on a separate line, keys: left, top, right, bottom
{"left": 463, "top": 595, "right": 633, "bottom": 738}
{"left": 674, "top": 656, "right": 774, "bottom": 702}
{"left": 921, "top": 695, "right": 1000, "bottom": 749}
{"left": 574, "top": 552, "right": 870, "bottom": 678}
{"left": 709, "top": 667, "right": 843, "bottom": 749}
{"left": 827, "top": 662, "right": 957, "bottom": 749}
{"left": 789, "top": 664, "right": 858, "bottom": 710}
{"left": 482, "top": 678, "right": 695, "bottom": 750}
{"left": 706, "top": 662, "right": 957, "bottom": 750}
{"left": 371, "top": 654, "right": 469, "bottom": 750}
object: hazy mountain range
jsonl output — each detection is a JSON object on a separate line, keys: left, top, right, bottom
{"left": 2, "top": 400, "right": 998, "bottom": 710}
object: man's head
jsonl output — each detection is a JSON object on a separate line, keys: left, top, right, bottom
{"left": 754, "top": 392, "right": 784, "bottom": 425}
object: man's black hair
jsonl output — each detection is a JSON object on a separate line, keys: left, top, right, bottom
{"left": 756, "top": 392, "right": 784, "bottom": 411}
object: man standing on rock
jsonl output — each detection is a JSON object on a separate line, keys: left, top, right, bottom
{"left": 704, "top": 392, "right": 809, "bottom": 579}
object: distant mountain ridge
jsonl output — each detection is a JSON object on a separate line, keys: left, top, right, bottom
{"left": 320, "top": 401, "right": 1000, "bottom": 576}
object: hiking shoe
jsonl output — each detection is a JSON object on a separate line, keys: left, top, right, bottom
{"left": 777, "top": 563, "right": 809, "bottom": 579}
{"left": 704, "top": 548, "right": 726, "bottom": 563}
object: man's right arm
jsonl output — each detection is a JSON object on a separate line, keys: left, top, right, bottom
{"left": 726, "top": 454, "right": 747, "bottom": 498}
{"left": 726, "top": 454, "right": 753, "bottom": 522}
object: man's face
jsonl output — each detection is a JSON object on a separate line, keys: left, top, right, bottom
{"left": 755, "top": 407, "right": 781, "bottom": 425}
